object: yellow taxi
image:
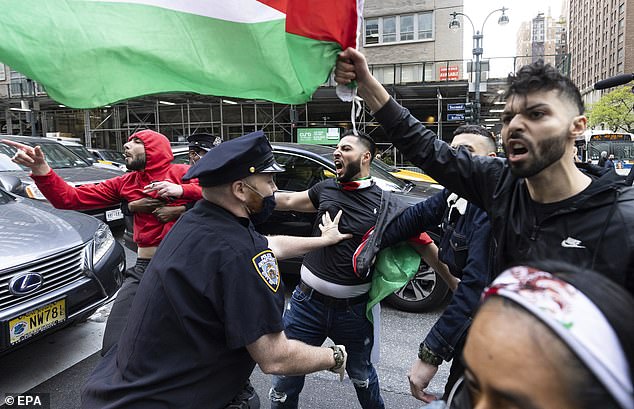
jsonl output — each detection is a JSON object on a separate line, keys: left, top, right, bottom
{"left": 374, "top": 160, "right": 438, "bottom": 183}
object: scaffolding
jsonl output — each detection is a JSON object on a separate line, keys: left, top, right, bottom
{"left": 0, "top": 54, "right": 569, "bottom": 149}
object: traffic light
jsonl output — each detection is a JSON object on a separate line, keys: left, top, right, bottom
{"left": 464, "top": 102, "right": 474, "bottom": 122}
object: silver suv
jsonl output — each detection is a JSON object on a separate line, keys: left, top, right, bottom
{"left": 0, "top": 185, "right": 124, "bottom": 354}
{"left": 0, "top": 135, "right": 126, "bottom": 226}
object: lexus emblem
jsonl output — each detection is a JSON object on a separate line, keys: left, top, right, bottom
{"left": 9, "top": 272, "right": 44, "bottom": 295}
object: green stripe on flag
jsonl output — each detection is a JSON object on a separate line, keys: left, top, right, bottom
{"left": 0, "top": 1, "right": 341, "bottom": 107}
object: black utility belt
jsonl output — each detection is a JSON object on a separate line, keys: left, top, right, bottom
{"left": 299, "top": 280, "right": 369, "bottom": 308}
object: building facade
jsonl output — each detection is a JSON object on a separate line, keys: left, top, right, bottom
{"left": 1, "top": 1, "right": 477, "bottom": 149}
{"left": 361, "top": 0, "right": 463, "bottom": 83}
{"left": 568, "top": 0, "right": 633, "bottom": 104}
{"left": 515, "top": 11, "right": 568, "bottom": 73}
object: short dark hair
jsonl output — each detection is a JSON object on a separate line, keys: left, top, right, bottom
{"left": 342, "top": 130, "right": 377, "bottom": 159}
{"left": 506, "top": 60, "right": 585, "bottom": 115}
{"left": 453, "top": 124, "right": 497, "bottom": 152}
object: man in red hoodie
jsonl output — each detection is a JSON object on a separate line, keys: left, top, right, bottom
{"left": 4, "top": 130, "right": 202, "bottom": 355}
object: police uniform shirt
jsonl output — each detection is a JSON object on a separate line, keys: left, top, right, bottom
{"left": 82, "top": 200, "right": 285, "bottom": 409}
{"left": 303, "top": 178, "right": 383, "bottom": 285}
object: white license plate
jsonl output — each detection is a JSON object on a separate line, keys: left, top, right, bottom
{"left": 9, "top": 299, "right": 66, "bottom": 345}
{"left": 106, "top": 208, "right": 123, "bottom": 221}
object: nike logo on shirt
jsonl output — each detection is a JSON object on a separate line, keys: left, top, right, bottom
{"left": 561, "top": 237, "right": 586, "bottom": 249}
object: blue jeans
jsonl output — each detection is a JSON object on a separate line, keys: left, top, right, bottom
{"left": 269, "top": 285, "right": 385, "bottom": 409}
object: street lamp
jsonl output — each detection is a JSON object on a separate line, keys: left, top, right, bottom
{"left": 449, "top": 7, "right": 509, "bottom": 124}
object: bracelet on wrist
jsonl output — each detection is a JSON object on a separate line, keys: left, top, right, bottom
{"left": 329, "top": 345, "right": 345, "bottom": 371}
{"left": 418, "top": 342, "right": 443, "bottom": 366}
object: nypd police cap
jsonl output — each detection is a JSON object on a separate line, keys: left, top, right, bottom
{"left": 183, "top": 130, "right": 284, "bottom": 187}
{"left": 187, "top": 133, "right": 222, "bottom": 152}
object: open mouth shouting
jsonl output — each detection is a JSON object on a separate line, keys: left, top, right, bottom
{"left": 334, "top": 158, "right": 344, "bottom": 178}
{"left": 507, "top": 139, "right": 529, "bottom": 164}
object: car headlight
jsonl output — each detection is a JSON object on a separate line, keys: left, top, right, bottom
{"left": 24, "top": 183, "right": 46, "bottom": 200}
{"left": 93, "top": 223, "right": 115, "bottom": 264}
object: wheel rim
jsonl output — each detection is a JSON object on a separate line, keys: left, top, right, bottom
{"left": 392, "top": 264, "right": 437, "bottom": 302}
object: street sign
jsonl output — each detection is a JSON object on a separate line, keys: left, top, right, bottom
{"left": 447, "top": 114, "right": 465, "bottom": 121}
{"left": 296, "top": 128, "right": 340, "bottom": 145}
{"left": 447, "top": 103, "right": 465, "bottom": 111}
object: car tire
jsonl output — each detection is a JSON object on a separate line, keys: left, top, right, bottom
{"left": 384, "top": 260, "right": 450, "bottom": 313}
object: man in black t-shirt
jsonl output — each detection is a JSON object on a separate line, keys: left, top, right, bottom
{"left": 81, "top": 131, "right": 351, "bottom": 409}
{"left": 271, "top": 131, "right": 386, "bottom": 409}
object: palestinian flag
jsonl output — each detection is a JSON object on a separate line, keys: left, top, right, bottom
{"left": 0, "top": 0, "right": 363, "bottom": 108}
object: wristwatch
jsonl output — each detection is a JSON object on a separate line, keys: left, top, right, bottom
{"left": 329, "top": 345, "right": 345, "bottom": 371}
{"left": 418, "top": 342, "right": 443, "bottom": 366}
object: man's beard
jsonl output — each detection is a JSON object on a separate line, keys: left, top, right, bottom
{"left": 337, "top": 158, "right": 362, "bottom": 183}
{"left": 126, "top": 155, "right": 146, "bottom": 171}
{"left": 505, "top": 131, "right": 567, "bottom": 178}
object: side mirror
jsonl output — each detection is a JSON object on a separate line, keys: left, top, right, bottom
{"left": 0, "top": 175, "right": 22, "bottom": 192}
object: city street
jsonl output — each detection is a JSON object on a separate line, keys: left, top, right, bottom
{"left": 0, "top": 229, "right": 451, "bottom": 408}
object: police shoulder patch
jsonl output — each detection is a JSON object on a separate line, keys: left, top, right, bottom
{"left": 252, "top": 250, "right": 280, "bottom": 292}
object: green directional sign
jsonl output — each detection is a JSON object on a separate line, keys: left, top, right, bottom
{"left": 296, "top": 128, "right": 340, "bottom": 145}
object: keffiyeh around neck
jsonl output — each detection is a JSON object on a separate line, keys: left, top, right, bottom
{"left": 338, "top": 177, "right": 373, "bottom": 191}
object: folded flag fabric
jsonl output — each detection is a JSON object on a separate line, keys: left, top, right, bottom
{"left": 366, "top": 242, "right": 421, "bottom": 323}
{"left": 0, "top": 0, "right": 362, "bottom": 108}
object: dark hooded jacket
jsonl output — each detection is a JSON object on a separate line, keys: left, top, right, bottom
{"left": 375, "top": 98, "right": 634, "bottom": 294}
{"left": 31, "top": 130, "right": 201, "bottom": 248}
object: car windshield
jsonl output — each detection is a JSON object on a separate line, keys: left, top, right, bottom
{"left": 0, "top": 141, "right": 90, "bottom": 170}
{"left": 100, "top": 150, "right": 125, "bottom": 162}
{"left": 373, "top": 159, "right": 398, "bottom": 173}
{"left": 66, "top": 145, "right": 94, "bottom": 163}
{"left": 369, "top": 160, "right": 414, "bottom": 192}
{"left": 0, "top": 152, "right": 23, "bottom": 171}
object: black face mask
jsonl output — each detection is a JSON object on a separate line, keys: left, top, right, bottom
{"left": 249, "top": 194, "right": 276, "bottom": 225}
{"left": 243, "top": 181, "right": 276, "bottom": 225}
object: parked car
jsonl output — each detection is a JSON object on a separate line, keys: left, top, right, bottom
{"left": 0, "top": 135, "right": 126, "bottom": 226}
{"left": 51, "top": 139, "right": 123, "bottom": 172}
{"left": 0, "top": 184, "right": 125, "bottom": 354}
{"left": 48, "top": 139, "right": 96, "bottom": 165}
{"left": 157, "top": 142, "right": 447, "bottom": 311}
{"left": 88, "top": 148, "right": 127, "bottom": 170}
{"left": 373, "top": 159, "right": 438, "bottom": 184}
{"left": 170, "top": 144, "right": 189, "bottom": 165}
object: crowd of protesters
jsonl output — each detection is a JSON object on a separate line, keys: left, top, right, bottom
{"left": 5, "top": 46, "right": 633, "bottom": 409}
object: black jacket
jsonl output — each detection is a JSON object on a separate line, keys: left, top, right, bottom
{"left": 381, "top": 190, "right": 494, "bottom": 361}
{"left": 375, "top": 98, "right": 634, "bottom": 294}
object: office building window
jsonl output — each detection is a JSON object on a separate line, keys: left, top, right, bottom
{"left": 418, "top": 13, "right": 433, "bottom": 39}
{"left": 365, "top": 18, "right": 379, "bottom": 45}
{"left": 382, "top": 16, "right": 396, "bottom": 43}
{"left": 400, "top": 15, "right": 414, "bottom": 41}
{"left": 364, "top": 12, "right": 434, "bottom": 46}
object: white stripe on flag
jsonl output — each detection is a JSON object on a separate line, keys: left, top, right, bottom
{"left": 88, "top": 0, "right": 285, "bottom": 23}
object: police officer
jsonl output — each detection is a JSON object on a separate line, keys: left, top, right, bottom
{"left": 81, "top": 130, "right": 350, "bottom": 409}
{"left": 187, "top": 132, "right": 222, "bottom": 165}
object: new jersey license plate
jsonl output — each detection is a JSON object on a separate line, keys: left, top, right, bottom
{"left": 106, "top": 208, "right": 123, "bottom": 221}
{"left": 9, "top": 299, "right": 66, "bottom": 345}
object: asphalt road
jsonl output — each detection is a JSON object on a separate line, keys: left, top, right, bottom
{"left": 0, "top": 228, "right": 450, "bottom": 409}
